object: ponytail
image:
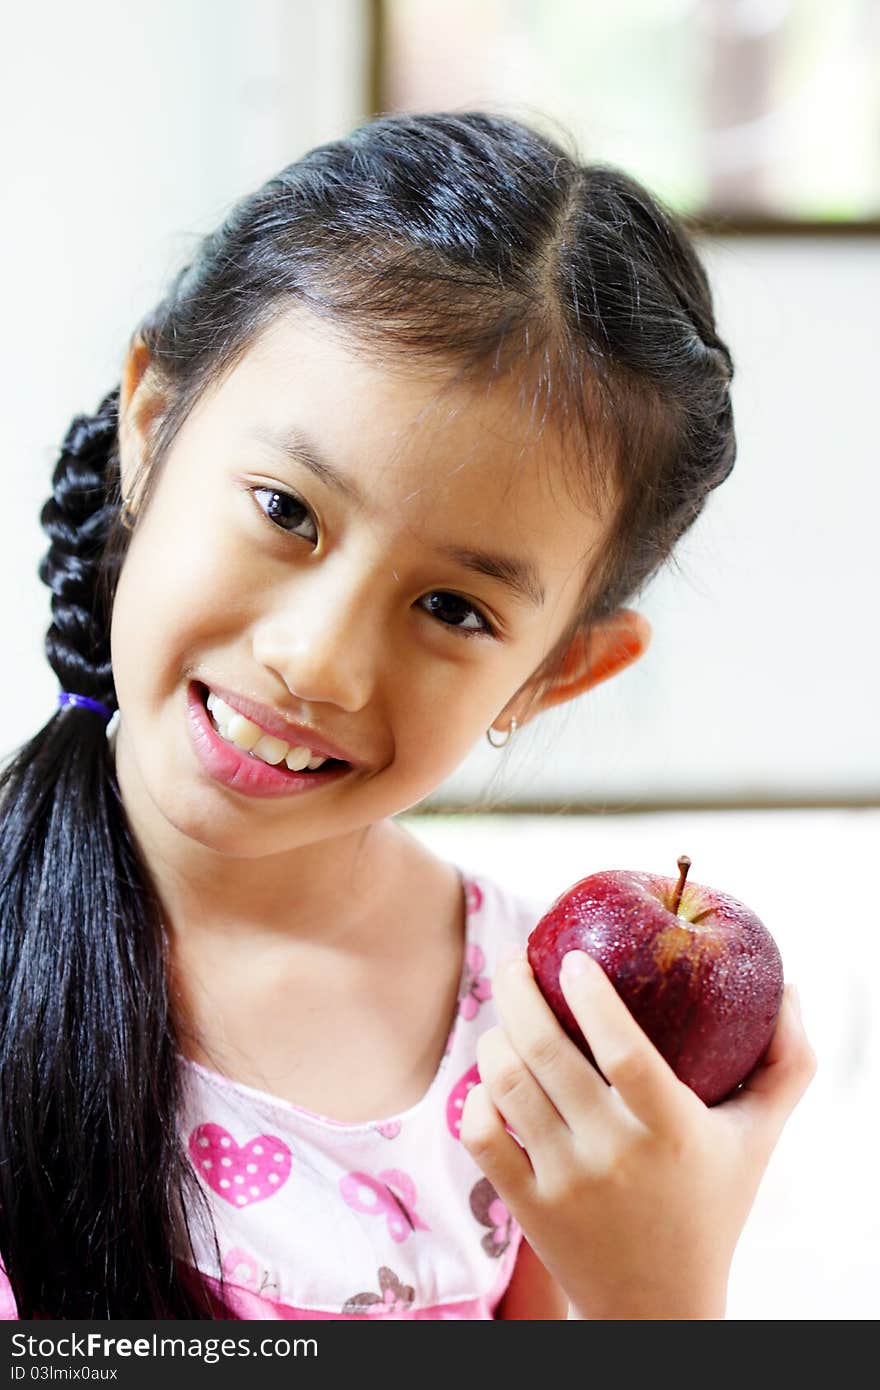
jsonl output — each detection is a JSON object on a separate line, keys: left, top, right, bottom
{"left": 0, "top": 392, "right": 223, "bottom": 1316}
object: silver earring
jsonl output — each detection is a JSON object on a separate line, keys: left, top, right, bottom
{"left": 486, "top": 716, "right": 518, "bottom": 749}
{"left": 120, "top": 494, "right": 137, "bottom": 531}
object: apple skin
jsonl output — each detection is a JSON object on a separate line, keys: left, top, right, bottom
{"left": 526, "top": 868, "right": 784, "bottom": 1106}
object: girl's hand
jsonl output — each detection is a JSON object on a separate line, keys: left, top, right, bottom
{"left": 460, "top": 949, "right": 817, "bottom": 1320}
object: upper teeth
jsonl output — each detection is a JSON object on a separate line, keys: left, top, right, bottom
{"left": 206, "top": 693, "right": 329, "bottom": 771}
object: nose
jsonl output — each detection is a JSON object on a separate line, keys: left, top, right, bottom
{"left": 251, "top": 561, "right": 384, "bottom": 713}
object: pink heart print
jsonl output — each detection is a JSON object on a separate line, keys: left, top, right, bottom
{"left": 374, "top": 1120, "right": 402, "bottom": 1139}
{"left": 464, "top": 879, "right": 484, "bottom": 915}
{"left": 189, "top": 1122, "right": 292, "bottom": 1207}
{"left": 221, "top": 1247, "right": 261, "bottom": 1290}
{"left": 446, "top": 1063, "right": 480, "bottom": 1139}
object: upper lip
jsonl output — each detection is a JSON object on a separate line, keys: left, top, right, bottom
{"left": 198, "top": 682, "right": 360, "bottom": 765}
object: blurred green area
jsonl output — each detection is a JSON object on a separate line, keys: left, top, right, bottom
{"left": 383, "top": 0, "right": 880, "bottom": 221}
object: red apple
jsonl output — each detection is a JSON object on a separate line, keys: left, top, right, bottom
{"left": 526, "top": 856, "right": 784, "bottom": 1105}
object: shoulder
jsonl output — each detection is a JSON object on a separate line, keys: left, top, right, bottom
{"left": 389, "top": 821, "right": 547, "bottom": 956}
{"left": 460, "top": 867, "right": 546, "bottom": 961}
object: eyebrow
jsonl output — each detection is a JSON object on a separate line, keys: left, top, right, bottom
{"left": 249, "top": 425, "right": 547, "bottom": 609}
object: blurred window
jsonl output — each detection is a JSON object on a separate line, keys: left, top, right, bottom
{"left": 380, "top": 0, "right": 880, "bottom": 224}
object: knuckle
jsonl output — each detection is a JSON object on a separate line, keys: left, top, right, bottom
{"left": 539, "top": 1153, "right": 590, "bottom": 1205}
{"left": 527, "top": 1028, "right": 564, "bottom": 1074}
{"left": 476, "top": 1027, "right": 527, "bottom": 1101}
{"left": 459, "top": 1115, "right": 496, "bottom": 1159}
{"left": 458, "top": 1087, "right": 495, "bottom": 1157}
{"left": 540, "top": 1171, "right": 579, "bottom": 1207}
{"left": 491, "top": 1060, "right": 528, "bottom": 1105}
{"left": 568, "top": 1135, "right": 617, "bottom": 1188}
{"left": 659, "top": 1125, "right": 694, "bottom": 1168}
{"left": 605, "top": 1045, "right": 649, "bottom": 1090}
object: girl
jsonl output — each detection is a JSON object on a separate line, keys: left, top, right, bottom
{"left": 0, "top": 110, "right": 815, "bottom": 1320}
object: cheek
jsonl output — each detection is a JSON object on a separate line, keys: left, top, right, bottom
{"left": 110, "top": 498, "right": 245, "bottom": 693}
{"left": 387, "top": 654, "right": 517, "bottom": 769}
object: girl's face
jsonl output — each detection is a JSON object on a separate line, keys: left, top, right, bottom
{"left": 112, "top": 307, "right": 629, "bottom": 862}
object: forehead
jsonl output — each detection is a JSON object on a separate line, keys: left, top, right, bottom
{"left": 195, "top": 305, "right": 608, "bottom": 577}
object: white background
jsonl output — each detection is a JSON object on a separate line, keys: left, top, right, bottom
{"left": 1, "top": 0, "right": 877, "bottom": 1320}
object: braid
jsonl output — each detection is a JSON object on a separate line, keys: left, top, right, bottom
{"left": 0, "top": 384, "right": 224, "bottom": 1316}
{"left": 38, "top": 388, "right": 121, "bottom": 713}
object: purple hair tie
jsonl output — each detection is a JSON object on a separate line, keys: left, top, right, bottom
{"left": 58, "top": 691, "right": 114, "bottom": 723}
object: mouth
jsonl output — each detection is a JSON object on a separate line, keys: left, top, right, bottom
{"left": 195, "top": 682, "right": 351, "bottom": 774}
{"left": 187, "top": 681, "right": 354, "bottom": 798}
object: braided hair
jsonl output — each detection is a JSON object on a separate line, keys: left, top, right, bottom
{"left": 0, "top": 109, "right": 735, "bottom": 1316}
{"left": 0, "top": 392, "right": 221, "bottom": 1316}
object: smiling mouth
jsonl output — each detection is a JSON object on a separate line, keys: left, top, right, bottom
{"left": 195, "top": 683, "right": 350, "bottom": 775}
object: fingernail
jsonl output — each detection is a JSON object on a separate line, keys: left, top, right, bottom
{"left": 561, "top": 950, "right": 592, "bottom": 978}
{"left": 786, "top": 983, "right": 802, "bottom": 1019}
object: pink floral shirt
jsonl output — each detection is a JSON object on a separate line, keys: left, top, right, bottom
{"left": 0, "top": 870, "right": 545, "bottom": 1320}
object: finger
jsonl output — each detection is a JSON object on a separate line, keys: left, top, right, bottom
{"left": 459, "top": 1078, "right": 536, "bottom": 1200}
{"left": 558, "top": 951, "right": 693, "bottom": 1133}
{"left": 723, "top": 985, "right": 818, "bottom": 1144}
{"left": 475, "top": 1025, "right": 570, "bottom": 1156}
{"left": 492, "top": 952, "right": 618, "bottom": 1126}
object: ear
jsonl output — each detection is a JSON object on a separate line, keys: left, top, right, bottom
{"left": 512, "top": 608, "right": 652, "bottom": 727}
{"left": 117, "top": 333, "right": 166, "bottom": 498}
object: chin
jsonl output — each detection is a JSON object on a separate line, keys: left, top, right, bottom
{"left": 158, "top": 790, "right": 294, "bottom": 859}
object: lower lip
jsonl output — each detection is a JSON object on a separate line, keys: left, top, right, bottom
{"left": 186, "top": 682, "right": 354, "bottom": 799}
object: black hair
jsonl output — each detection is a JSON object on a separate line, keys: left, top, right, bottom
{"left": 0, "top": 109, "right": 734, "bottom": 1316}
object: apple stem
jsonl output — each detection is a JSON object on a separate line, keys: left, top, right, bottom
{"left": 671, "top": 855, "right": 691, "bottom": 916}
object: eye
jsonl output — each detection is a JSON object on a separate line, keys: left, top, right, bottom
{"left": 252, "top": 487, "right": 318, "bottom": 543}
{"left": 419, "top": 592, "right": 496, "bottom": 638}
